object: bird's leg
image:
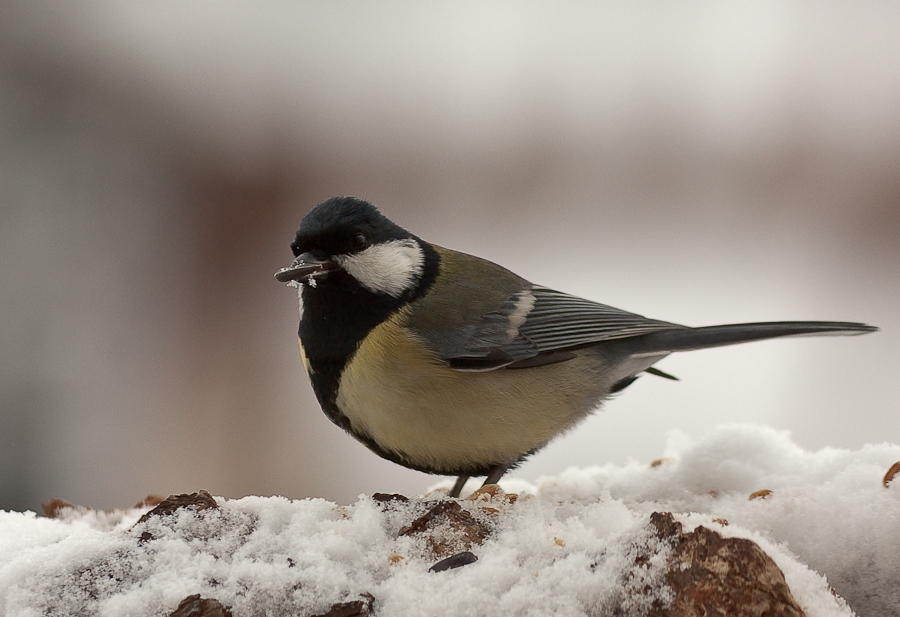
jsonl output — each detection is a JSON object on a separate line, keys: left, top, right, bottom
{"left": 450, "top": 463, "right": 511, "bottom": 498}
{"left": 483, "top": 462, "right": 511, "bottom": 487}
{"left": 449, "top": 474, "right": 470, "bottom": 498}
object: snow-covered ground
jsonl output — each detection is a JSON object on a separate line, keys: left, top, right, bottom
{"left": 1, "top": 425, "right": 897, "bottom": 616}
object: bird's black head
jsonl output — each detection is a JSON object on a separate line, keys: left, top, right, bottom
{"left": 276, "top": 197, "right": 440, "bottom": 413}
{"left": 276, "top": 196, "right": 437, "bottom": 301}
{"left": 291, "top": 196, "right": 411, "bottom": 256}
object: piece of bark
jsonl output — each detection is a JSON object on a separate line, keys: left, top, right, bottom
{"left": 136, "top": 490, "right": 219, "bottom": 525}
{"left": 312, "top": 593, "right": 374, "bottom": 617}
{"left": 168, "top": 594, "right": 232, "bottom": 617}
{"left": 883, "top": 461, "right": 900, "bottom": 487}
{"left": 398, "top": 501, "right": 488, "bottom": 558}
{"left": 648, "top": 512, "right": 806, "bottom": 617}
{"left": 41, "top": 498, "right": 80, "bottom": 519}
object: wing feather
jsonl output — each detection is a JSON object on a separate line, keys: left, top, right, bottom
{"left": 410, "top": 281, "right": 685, "bottom": 371}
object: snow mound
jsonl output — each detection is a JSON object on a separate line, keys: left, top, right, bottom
{"left": 0, "top": 425, "right": 897, "bottom": 616}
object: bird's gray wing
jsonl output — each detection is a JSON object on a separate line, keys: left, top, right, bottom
{"left": 409, "top": 284, "right": 686, "bottom": 372}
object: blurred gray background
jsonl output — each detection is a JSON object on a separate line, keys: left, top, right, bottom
{"left": 1, "top": 1, "right": 897, "bottom": 512}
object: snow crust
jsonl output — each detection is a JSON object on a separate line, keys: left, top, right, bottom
{"left": 1, "top": 425, "right": 897, "bottom": 616}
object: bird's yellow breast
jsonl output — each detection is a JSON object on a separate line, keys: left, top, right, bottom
{"left": 334, "top": 306, "right": 609, "bottom": 472}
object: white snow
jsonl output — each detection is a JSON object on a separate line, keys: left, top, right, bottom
{"left": 1, "top": 424, "right": 897, "bottom": 617}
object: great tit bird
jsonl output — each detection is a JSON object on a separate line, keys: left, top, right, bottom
{"left": 276, "top": 196, "right": 877, "bottom": 498}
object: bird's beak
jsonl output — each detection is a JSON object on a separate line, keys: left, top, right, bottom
{"left": 274, "top": 252, "right": 339, "bottom": 283}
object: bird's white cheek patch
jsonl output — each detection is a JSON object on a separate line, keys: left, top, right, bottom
{"left": 335, "top": 239, "right": 425, "bottom": 297}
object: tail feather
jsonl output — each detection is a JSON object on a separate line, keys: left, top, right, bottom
{"left": 629, "top": 321, "right": 877, "bottom": 356}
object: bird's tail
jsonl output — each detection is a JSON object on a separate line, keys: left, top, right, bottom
{"left": 628, "top": 321, "right": 877, "bottom": 357}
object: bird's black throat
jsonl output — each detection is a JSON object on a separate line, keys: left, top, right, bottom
{"left": 298, "top": 241, "right": 440, "bottom": 424}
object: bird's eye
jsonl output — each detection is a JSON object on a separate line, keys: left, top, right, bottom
{"left": 350, "top": 232, "right": 369, "bottom": 252}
